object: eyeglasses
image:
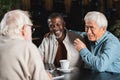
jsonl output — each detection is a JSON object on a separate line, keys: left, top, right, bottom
{"left": 27, "top": 25, "right": 35, "bottom": 33}
{"left": 31, "top": 27, "right": 35, "bottom": 33}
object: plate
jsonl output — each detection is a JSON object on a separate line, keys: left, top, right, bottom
{"left": 57, "top": 67, "right": 73, "bottom": 73}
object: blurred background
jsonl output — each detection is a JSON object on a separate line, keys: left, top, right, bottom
{"left": 0, "top": 0, "right": 120, "bottom": 46}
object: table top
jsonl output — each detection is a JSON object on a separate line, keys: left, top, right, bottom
{"left": 51, "top": 67, "right": 120, "bottom": 80}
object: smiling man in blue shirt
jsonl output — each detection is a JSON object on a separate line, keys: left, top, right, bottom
{"left": 74, "top": 11, "right": 120, "bottom": 73}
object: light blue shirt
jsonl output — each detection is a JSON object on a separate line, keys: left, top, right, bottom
{"left": 80, "top": 31, "right": 120, "bottom": 73}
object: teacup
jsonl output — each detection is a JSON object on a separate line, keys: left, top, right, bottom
{"left": 60, "top": 60, "right": 70, "bottom": 70}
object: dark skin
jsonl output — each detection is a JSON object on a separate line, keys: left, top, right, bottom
{"left": 48, "top": 17, "right": 65, "bottom": 39}
{"left": 47, "top": 16, "right": 67, "bottom": 67}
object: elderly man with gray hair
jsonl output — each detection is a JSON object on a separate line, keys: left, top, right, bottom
{"left": 0, "top": 9, "right": 52, "bottom": 80}
{"left": 74, "top": 11, "right": 120, "bottom": 73}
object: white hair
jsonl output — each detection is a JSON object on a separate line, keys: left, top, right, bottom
{"left": 84, "top": 11, "right": 108, "bottom": 28}
{"left": 0, "top": 9, "right": 32, "bottom": 39}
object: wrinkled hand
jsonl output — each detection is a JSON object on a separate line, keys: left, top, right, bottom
{"left": 74, "top": 38, "right": 86, "bottom": 51}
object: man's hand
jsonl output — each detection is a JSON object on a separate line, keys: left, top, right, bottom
{"left": 74, "top": 38, "right": 86, "bottom": 51}
{"left": 47, "top": 72, "right": 53, "bottom": 80}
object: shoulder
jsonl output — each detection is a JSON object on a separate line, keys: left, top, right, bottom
{"left": 44, "top": 32, "right": 53, "bottom": 38}
{"left": 42, "top": 32, "right": 55, "bottom": 40}
{"left": 105, "top": 31, "right": 119, "bottom": 43}
{"left": 14, "top": 40, "right": 38, "bottom": 52}
{"left": 24, "top": 41, "right": 42, "bottom": 60}
{"left": 101, "top": 31, "right": 120, "bottom": 48}
{"left": 42, "top": 31, "right": 57, "bottom": 41}
{"left": 25, "top": 41, "right": 38, "bottom": 51}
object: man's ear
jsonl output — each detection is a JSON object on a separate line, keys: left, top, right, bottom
{"left": 21, "top": 25, "right": 26, "bottom": 37}
{"left": 63, "top": 22, "right": 66, "bottom": 27}
{"left": 102, "top": 26, "right": 107, "bottom": 31}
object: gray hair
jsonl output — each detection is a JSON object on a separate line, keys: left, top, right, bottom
{"left": 0, "top": 9, "right": 32, "bottom": 38}
{"left": 84, "top": 11, "right": 108, "bottom": 28}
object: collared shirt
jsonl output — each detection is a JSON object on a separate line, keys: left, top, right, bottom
{"left": 39, "top": 29, "right": 83, "bottom": 68}
{"left": 80, "top": 31, "right": 120, "bottom": 73}
{"left": 54, "top": 30, "right": 67, "bottom": 67}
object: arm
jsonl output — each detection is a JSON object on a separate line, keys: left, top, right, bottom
{"left": 28, "top": 43, "right": 53, "bottom": 80}
{"left": 74, "top": 38, "right": 120, "bottom": 72}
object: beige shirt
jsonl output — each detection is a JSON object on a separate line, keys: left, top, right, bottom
{"left": 39, "top": 30, "right": 83, "bottom": 68}
{"left": 0, "top": 36, "right": 51, "bottom": 80}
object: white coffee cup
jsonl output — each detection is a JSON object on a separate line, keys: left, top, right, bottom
{"left": 60, "top": 60, "right": 70, "bottom": 70}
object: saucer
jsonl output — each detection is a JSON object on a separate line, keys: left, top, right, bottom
{"left": 57, "top": 67, "right": 73, "bottom": 73}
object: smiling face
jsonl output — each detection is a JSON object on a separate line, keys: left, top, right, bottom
{"left": 85, "top": 20, "right": 106, "bottom": 41}
{"left": 48, "top": 17, "right": 65, "bottom": 39}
